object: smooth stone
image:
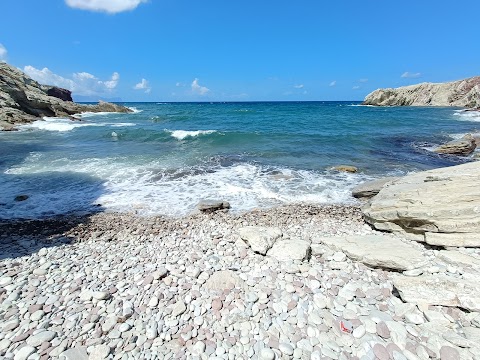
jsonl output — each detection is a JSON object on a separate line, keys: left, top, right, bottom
{"left": 61, "top": 346, "right": 89, "bottom": 360}
{"left": 439, "top": 346, "right": 459, "bottom": 360}
{"left": 171, "top": 300, "right": 187, "bottom": 317}
{"left": 203, "top": 270, "right": 245, "bottom": 291}
{"left": 278, "top": 342, "right": 294, "bottom": 356}
{"left": 92, "top": 291, "right": 110, "bottom": 300}
{"left": 373, "top": 343, "right": 390, "bottom": 360}
{"left": 89, "top": 344, "right": 111, "bottom": 360}
{"left": 13, "top": 345, "right": 36, "bottom": 360}
{"left": 26, "top": 331, "right": 56, "bottom": 347}
{"left": 259, "top": 348, "right": 275, "bottom": 360}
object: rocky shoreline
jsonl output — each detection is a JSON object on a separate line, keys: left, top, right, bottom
{"left": 0, "top": 63, "right": 131, "bottom": 130}
{"left": 1, "top": 200, "right": 480, "bottom": 360}
{"left": 363, "top": 76, "right": 480, "bottom": 108}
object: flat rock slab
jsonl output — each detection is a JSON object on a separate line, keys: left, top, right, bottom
{"left": 425, "top": 232, "right": 480, "bottom": 248}
{"left": 393, "top": 275, "right": 480, "bottom": 312}
{"left": 438, "top": 250, "right": 480, "bottom": 268}
{"left": 351, "top": 177, "right": 398, "bottom": 199}
{"left": 362, "top": 161, "right": 480, "bottom": 242}
{"left": 267, "top": 239, "right": 311, "bottom": 261}
{"left": 238, "top": 226, "right": 282, "bottom": 255}
{"left": 316, "top": 235, "right": 428, "bottom": 270}
{"left": 203, "top": 270, "right": 245, "bottom": 292}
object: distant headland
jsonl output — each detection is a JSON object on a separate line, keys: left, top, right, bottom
{"left": 0, "top": 62, "right": 131, "bottom": 130}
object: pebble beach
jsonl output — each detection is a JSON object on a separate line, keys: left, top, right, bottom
{"left": 1, "top": 204, "right": 479, "bottom": 360}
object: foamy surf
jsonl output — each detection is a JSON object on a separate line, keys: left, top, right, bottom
{"left": 453, "top": 109, "right": 480, "bottom": 122}
{"left": 167, "top": 129, "right": 217, "bottom": 140}
{"left": 19, "top": 118, "right": 136, "bottom": 132}
{"left": 1, "top": 157, "right": 370, "bottom": 219}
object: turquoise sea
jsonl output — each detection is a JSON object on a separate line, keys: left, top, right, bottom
{"left": 1, "top": 102, "right": 479, "bottom": 219}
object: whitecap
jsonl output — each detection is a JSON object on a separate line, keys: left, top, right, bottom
{"left": 75, "top": 111, "right": 116, "bottom": 118}
{"left": 127, "top": 107, "right": 143, "bottom": 113}
{"left": 167, "top": 129, "right": 217, "bottom": 140}
{"left": 453, "top": 109, "right": 480, "bottom": 122}
{"left": 20, "top": 117, "right": 100, "bottom": 132}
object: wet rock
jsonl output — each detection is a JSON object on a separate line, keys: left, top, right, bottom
{"left": 352, "top": 177, "right": 398, "bottom": 199}
{"left": 197, "top": 200, "right": 231, "bottom": 213}
{"left": 434, "top": 134, "right": 476, "bottom": 155}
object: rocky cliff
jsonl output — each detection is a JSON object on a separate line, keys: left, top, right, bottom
{"left": 363, "top": 76, "right": 480, "bottom": 107}
{"left": 0, "top": 62, "right": 131, "bottom": 130}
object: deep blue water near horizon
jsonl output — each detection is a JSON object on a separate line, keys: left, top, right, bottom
{"left": 1, "top": 101, "right": 479, "bottom": 219}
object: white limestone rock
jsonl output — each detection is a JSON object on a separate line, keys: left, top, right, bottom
{"left": 315, "top": 234, "right": 428, "bottom": 270}
{"left": 238, "top": 226, "right": 282, "bottom": 255}
{"left": 267, "top": 239, "right": 311, "bottom": 262}
{"left": 393, "top": 275, "right": 480, "bottom": 312}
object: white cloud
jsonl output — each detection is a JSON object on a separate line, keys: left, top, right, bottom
{"left": 24, "top": 65, "right": 120, "bottom": 96}
{"left": 329, "top": 81, "right": 336, "bottom": 87}
{"left": 294, "top": 84, "right": 304, "bottom": 89}
{"left": 401, "top": 72, "right": 421, "bottom": 79}
{"left": 175, "top": 82, "right": 183, "bottom": 87}
{"left": 191, "top": 78, "right": 210, "bottom": 95}
{"left": 352, "top": 86, "right": 361, "bottom": 90}
{"left": 134, "top": 78, "right": 151, "bottom": 93}
{"left": 65, "top": 0, "right": 147, "bottom": 14}
{"left": 0, "top": 43, "right": 7, "bottom": 62}
{"left": 359, "top": 78, "right": 368, "bottom": 83}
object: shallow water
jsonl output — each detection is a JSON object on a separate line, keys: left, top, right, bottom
{"left": 0, "top": 102, "right": 478, "bottom": 219}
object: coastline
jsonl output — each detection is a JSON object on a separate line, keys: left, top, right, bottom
{"left": 1, "top": 203, "right": 480, "bottom": 359}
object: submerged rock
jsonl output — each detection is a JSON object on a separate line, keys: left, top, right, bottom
{"left": 332, "top": 165, "right": 358, "bottom": 173}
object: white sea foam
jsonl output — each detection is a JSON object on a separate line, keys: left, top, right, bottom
{"left": 127, "top": 107, "right": 143, "bottom": 113}
{"left": 76, "top": 111, "right": 116, "bottom": 118}
{"left": 168, "top": 129, "right": 217, "bottom": 140}
{"left": 1, "top": 155, "right": 370, "bottom": 219}
{"left": 453, "top": 109, "right": 480, "bottom": 122}
{"left": 19, "top": 118, "right": 136, "bottom": 132}
{"left": 347, "top": 104, "right": 375, "bottom": 107}
{"left": 20, "top": 117, "right": 100, "bottom": 132}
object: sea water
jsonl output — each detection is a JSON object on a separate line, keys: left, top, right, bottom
{"left": 0, "top": 102, "right": 478, "bottom": 219}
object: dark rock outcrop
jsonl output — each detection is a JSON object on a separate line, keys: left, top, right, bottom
{"left": 351, "top": 177, "right": 399, "bottom": 199}
{"left": 0, "top": 62, "right": 131, "bottom": 130}
{"left": 363, "top": 76, "right": 480, "bottom": 108}
{"left": 46, "top": 87, "right": 73, "bottom": 102}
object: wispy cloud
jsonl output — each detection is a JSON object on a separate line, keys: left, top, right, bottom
{"left": 401, "top": 72, "right": 421, "bottom": 79}
{"left": 352, "top": 86, "right": 361, "bottom": 90}
{"left": 134, "top": 78, "right": 151, "bottom": 93}
{"left": 359, "top": 78, "right": 368, "bottom": 83}
{"left": 24, "top": 65, "right": 120, "bottom": 96}
{"left": 65, "top": 0, "right": 147, "bottom": 14}
{"left": 0, "top": 43, "right": 7, "bottom": 62}
{"left": 329, "top": 81, "right": 336, "bottom": 87}
{"left": 294, "top": 84, "right": 304, "bottom": 89}
{"left": 191, "top": 78, "right": 210, "bottom": 95}
{"left": 175, "top": 82, "right": 184, "bottom": 87}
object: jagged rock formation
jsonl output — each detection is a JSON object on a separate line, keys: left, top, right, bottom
{"left": 434, "top": 134, "right": 477, "bottom": 155}
{"left": 362, "top": 161, "right": 480, "bottom": 247}
{"left": 363, "top": 76, "right": 480, "bottom": 107}
{"left": 0, "top": 62, "right": 131, "bottom": 130}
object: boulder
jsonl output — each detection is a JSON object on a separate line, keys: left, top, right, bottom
{"left": 316, "top": 235, "right": 428, "bottom": 271}
{"left": 0, "top": 62, "right": 131, "bottom": 128}
{"left": 351, "top": 177, "right": 398, "bottom": 199}
{"left": 362, "top": 161, "right": 480, "bottom": 246}
{"left": 203, "top": 270, "right": 244, "bottom": 292}
{"left": 197, "top": 200, "right": 230, "bottom": 213}
{"left": 46, "top": 86, "right": 73, "bottom": 102}
{"left": 434, "top": 134, "right": 476, "bottom": 155}
{"left": 332, "top": 165, "right": 358, "bottom": 173}
{"left": 266, "top": 239, "right": 311, "bottom": 262}
{"left": 363, "top": 76, "right": 480, "bottom": 108}
{"left": 238, "top": 226, "right": 282, "bottom": 255}
{"left": 393, "top": 275, "right": 480, "bottom": 312}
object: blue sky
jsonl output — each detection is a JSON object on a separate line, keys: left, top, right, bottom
{"left": 1, "top": 0, "right": 479, "bottom": 102}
